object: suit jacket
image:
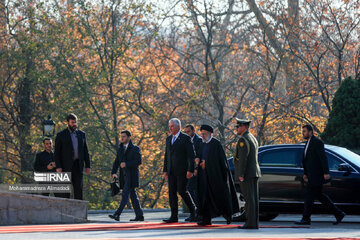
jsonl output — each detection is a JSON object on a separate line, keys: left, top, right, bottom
{"left": 192, "top": 134, "right": 202, "bottom": 171}
{"left": 54, "top": 128, "right": 90, "bottom": 172}
{"left": 302, "top": 136, "right": 329, "bottom": 186}
{"left": 234, "top": 131, "right": 261, "bottom": 179}
{"left": 111, "top": 141, "right": 142, "bottom": 188}
{"left": 33, "top": 150, "right": 56, "bottom": 172}
{"left": 192, "top": 134, "right": 202, "bottom": 158}
{"left": 163, "top": 132, "right": 195, "bottom": 176}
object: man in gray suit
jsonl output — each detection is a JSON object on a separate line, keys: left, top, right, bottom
{"left": 234, "top": 118, "right": 261, "bottom": 229}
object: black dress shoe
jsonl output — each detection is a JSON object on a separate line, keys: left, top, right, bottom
{"left": 130, "top": 216, "right": 144, "bottom": 221}
{"left": 238, "top": 225, "right": 258, "bottom": 229}
{"left": 163, "top": 217, "right": 178, "bottom": 223}
{"left": 197, "top": 220, "right": 212, "bottom": 226}
{"left": 294, "top": 219, "right": 311, "bottom": 225}
{"left": 108, "top": 214, "right": 120, "bottom": 221}
{"left": 333, "top": 212, "right": 345, "bottom": 225}
{"left": 185, "top": 213, "right": 197, "bottom": 222}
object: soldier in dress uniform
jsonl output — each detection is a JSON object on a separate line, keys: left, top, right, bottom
{"left": 233, "top": 118, "right": 261, "bottom": 229}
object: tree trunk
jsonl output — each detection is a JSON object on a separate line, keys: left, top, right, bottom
{"left": 246, "top": 0, "right": 300, "bottom": 97}
{"left": 18, "top": 56, "right": 34, "bottom": 173}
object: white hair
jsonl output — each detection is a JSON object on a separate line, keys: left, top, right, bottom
{"left": 169, "top": 118, "right": 181, "bottom": 128}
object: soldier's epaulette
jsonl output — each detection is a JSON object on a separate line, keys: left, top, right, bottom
{"left": 238, "top": 136, "right": 250, "bottom": 155}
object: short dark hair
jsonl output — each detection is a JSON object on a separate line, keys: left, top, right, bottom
{"left": 121, "top": 130, "right": 132, "bottom": 137}
{"left": 237, "top": 122, "right": 250, "bottom": 128}
{"left": 43, "top": 137, "right": 52, "bottom": 143}
{"left": 302, "top": 124, "right": 313, "bottom": 132}
{"left": 66, "top": 113, "right": 78, "bottom": 122}
{"left": 185, "top": 124, "right": 194, "bottom": 131}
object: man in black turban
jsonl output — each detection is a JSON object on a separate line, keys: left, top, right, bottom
{"left": 196, "top": 124, "right": 240, "bottom": 225}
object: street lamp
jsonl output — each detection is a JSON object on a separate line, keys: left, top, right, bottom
{"left": 42, "top": 114, "right": 56, "bottom": 137}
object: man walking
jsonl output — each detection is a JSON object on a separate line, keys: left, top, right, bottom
{"left": 109, "top": 130, "right": 144, "bottom": 222}
{"left": 234, "top": 118, "right": 261, "bottom": 229}
{"left": 295, "top": 124, "right": 345, "bottom": 225}
{"left": 54, "top": 113, "right": 91, "bottom": 200}
{"left": 163, "top": 118, "right": 197, "bottom": 223}
{"left": 183, "top": 124, "right": 202, "bottom": 217}
{"left": 196, "top": 124, "right": 240, "bottom": 226}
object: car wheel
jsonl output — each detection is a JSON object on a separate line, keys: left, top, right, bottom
{"left": 259, "top": 212, "right": 279, "bottom": 221}
{"left": 232, "top": 192, "right": 246, "bottom": 222}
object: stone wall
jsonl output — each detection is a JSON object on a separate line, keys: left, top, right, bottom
{"left": 0, "top": 191, "right": 88, "bottom": 225}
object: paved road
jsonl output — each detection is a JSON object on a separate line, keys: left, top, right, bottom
{"left": 1, "top": 210, "right": 359, "bottom": 240}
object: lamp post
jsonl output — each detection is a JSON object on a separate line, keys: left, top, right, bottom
{"left": 42, "top": 114, "right": 56, "bottom": 137}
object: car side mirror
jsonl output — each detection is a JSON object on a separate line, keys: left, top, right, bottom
{"left": 338, "top": 163, "right": 352, "bottom": 176}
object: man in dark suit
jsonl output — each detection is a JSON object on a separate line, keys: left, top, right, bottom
{"left": 295, "top": 124, "right": 345, "bottom": 225}
{"left": 54, "top": 113, "right": 91, "bottom": 200}
{"left": 163, "top": 118, "right": 197, "bottom": 223}
{"left": 234, "top": 118, "right": 261, "bottom": 229}
{"left": 33, "top": 138, "right": 56, "bottom": 196}
{"left": 183, "top": 124, "right": 202, "bottom": 220}
{"left": 109, "top": 130, "right": 144, "bottom": 222}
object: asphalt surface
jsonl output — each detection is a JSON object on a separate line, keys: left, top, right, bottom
{"left": 1, "top": 210, "right": 359, "bottom": 239}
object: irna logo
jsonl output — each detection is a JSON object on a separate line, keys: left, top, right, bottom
{"left": 34, "top": 172, "right": 71, "bottom": 182}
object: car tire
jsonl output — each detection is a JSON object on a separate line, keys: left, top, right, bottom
{"left": 232, "top": 192, "right": 246, "bottom": 222}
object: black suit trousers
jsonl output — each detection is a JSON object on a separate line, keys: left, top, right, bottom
{"left": 303, "top": 184, "right": 341, "bottom": 220}
{"left": 57, "top": 159, "right": 84, "bottom": 200}
{"left": 186, "top": 175, "right": 198, "bottom": 208}
{"left": 168, "top": 174, "right": 196, "bottom": 217}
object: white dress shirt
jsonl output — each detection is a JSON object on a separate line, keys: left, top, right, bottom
{"left": 304, "top": 136, "right": 312, "bottom": 157}
{"left": 171, "top": 131, "right": 181, "bottom": 144}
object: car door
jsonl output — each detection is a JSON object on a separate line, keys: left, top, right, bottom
{"left": 259, "top": 147, "right": 304, "bottom": 202}
{"left": 323, "top": 151, "right": 360, "bottom": 204}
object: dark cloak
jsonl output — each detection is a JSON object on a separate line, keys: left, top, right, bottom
{"left": 197, "top": 137, "right": 240, "bottom": 219}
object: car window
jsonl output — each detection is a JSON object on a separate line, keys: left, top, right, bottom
{"left": 329, "top": 146, "right": 360, "bottom": 168}
{"left": 326, "top": 152, "right": 344, "bottom": 171}
{"left": 259, "top": 149, "right": 300, "bottom": 167}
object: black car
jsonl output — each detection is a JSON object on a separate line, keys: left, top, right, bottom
{"left": 228, "top": 144, "right": 360, "bottom": 221}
